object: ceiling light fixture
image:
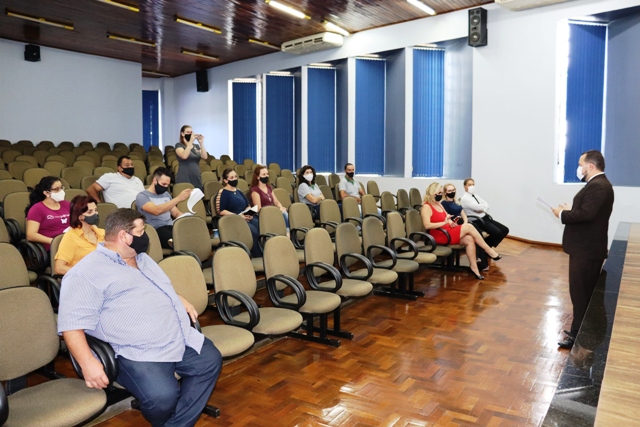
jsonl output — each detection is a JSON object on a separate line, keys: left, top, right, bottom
{"left": 309, "top": 63, "right": 333, "bottom": 67}
{"left": 356, "top": 54, "right": 380, "bottom": 58}
{"left": 407, "top": 0, "right": 436, "bottom": 15}
{"left": 96, "top": 0, "right": 139, "bottom": 12}
{"left": 265, "top": 0, "right": 311, "bottom": 20}
{"left": 107, "top": 33, "right": 156, "bottom": 47}
{"left": 181, "top": 48, "right": 219, "bottom": 61}
{"left": 142, "top": 70, "right": 170, "bottom": 77}
{"left": 248, "top": 38, "right": 281, "bottom": 50}
{"left": 268, "top": 71, "right": 292, "bottom": 75}
{"left": 322, "top": 21, "right": 350, "bottom": 37}
{"left": 175, "top": 16, "right": 222, "bottom": 34}
{"left": 6, "top": 10, "right": 74, "bottom": 30}
{"left": 233, "top": 78, "right": 258, "bottom": 83}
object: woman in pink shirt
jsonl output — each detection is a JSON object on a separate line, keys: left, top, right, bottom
{"left": 25, "top": 176, "right": 71, "bottom": 250}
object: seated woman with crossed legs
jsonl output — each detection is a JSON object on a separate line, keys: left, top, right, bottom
{"left": 421, "top": 182, "right": 501, "bottom": 280}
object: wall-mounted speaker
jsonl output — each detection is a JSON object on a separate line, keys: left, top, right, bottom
{"left": 196, "top": 70, "right": 209, "bottom": 92}
{"left": 24, "top": 44, "right": 41, "bottom": 62}
{"left": 468, "top": 8, "right": 488, "bottom": 48}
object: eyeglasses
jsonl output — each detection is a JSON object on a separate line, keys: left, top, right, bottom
{"left": 49, "top": 186, "right": 65, "bottom": 193}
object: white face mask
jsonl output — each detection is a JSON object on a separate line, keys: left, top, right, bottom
{"left": 304, "top": 174, "right": 314, "bottom": 183}
{"left": 576, "top": 164, "right": 586, "bottom": 182}
{"left": 466, "top": 185, "right": 475, "bottom": 194}
{"left": 50, "top": 190, "right": 65, "bottom": 202}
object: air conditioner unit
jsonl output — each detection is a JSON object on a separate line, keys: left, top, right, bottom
{"left": 495, "top": 0, "right": 572, "bottom": 11}
{"left": 281, "top": 32, "right": 343, "bottom": 54}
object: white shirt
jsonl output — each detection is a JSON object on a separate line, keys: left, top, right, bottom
{"left": 460, "top": 191, "right": 489, "bottom": 219}
{"left": 96, "top": 172, "right": 145, "bottom": 209}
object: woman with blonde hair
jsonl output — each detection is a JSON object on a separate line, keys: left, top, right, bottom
{"left": 421, "top": 182, "right": 501, "bottom": 280}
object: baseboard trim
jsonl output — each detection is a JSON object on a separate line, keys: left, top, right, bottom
{"left": 506, "top": 235, "right": 562, "bottom": 248}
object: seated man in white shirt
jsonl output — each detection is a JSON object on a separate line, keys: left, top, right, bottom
{"left": 136, "top": 167, "right": 192, "bottom": 248}
{"left": 338, "top": 163, "right": 365, "bottom": 203}
{"left": 87, "top": 156, "right": 145, "bottom": 209}
{"left": 459, "top": 178, "right": 509, "bottom": 248}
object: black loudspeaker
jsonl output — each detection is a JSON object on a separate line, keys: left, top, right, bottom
{"left": 468, "top": 8, "right": 487, "bottom": 47}
{"left": 24, "top": 44, "right": 41, "bottom": 62}
{"left": 196, "top": 70, "right": 209, "bottom": 92}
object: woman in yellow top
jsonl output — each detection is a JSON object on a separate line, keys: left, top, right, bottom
{"left": 54, "top": 195, "right": 105, "bottom": 275}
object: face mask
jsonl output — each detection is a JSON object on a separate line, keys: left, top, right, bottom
{"left": 259, "top": 177, "right": 269, "bottom": 184}
{"left": 576, "top": 165, "right": 586, "bottom": 182}
{"left": 184, "top": 133, "right": 192, "bottom": 142}
{"left": 435, "top": 194, "right": 443, "bottom": 202}
{"left": 446, "top": 192, "right": 456, "bottom": 199}
{"left": 346, "top": 172, "right": 354, "bottom": 179}
{"left": 228, "top": 179, "right": 238, "bottom": 187}
{"left": 122, "top": 167, "right": 135, "bottom": 177}
{"left": 154, "top": 183, "right": 169, "bottom": 195}
{"left": 50, "top": 190, "right": 65, "bottom": 202}
{"left": 83, "top": 213, "right": 99, "bottom": 225}
{"left": 304, "top": 174, "right": 314, "bottom": 183}
{"left": 466, "top": 185, "right": 475, "bottom": 194}
{"left": 127, "top": 231, "right": 149, "bottom": 255}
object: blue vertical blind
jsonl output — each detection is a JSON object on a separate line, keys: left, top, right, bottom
{"left": 564, "top": 23, "right": 607, "bottom": 183}
{"left": 355, "top": 59, "right": 386, "bottom": 175}
{"left": 265, "top": 74, "right": 295, "bottom": 170}
{"left": 232, "top": 81, "right": 258, "bottom": 163}
{"left": 307, "top": 67, "right": 336, "bottom": 172}
{"left": 142, "top": 90, "right": 159, "bottom": 150}
{"left": 412, "top": 49, "right": 445, "bottom": 177}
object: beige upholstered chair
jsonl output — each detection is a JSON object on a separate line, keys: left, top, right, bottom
{"left": 144, "top": 224, "right": 168, "bottom": 262}
{"left": 387, "top": 211, "right": 437, "bottom": 266}
{"left": 404, "top": 209, "right": 454, "bottom": 266}
{"left": 21, "top": 168, "right": 50, "bottom": 190}
{"left": 318, "top": 199, "right": 341, "bottom": 236}
{"left": 258, "top": 206, "right": 303, "bottom": 262}
{"left": 315, "top": 174, "right": 327, "bottom": 187}
{"left": 7, "top": 161, "right": 33, "bottom": 180}
{"left": 409, "top": 187, "right": 423, "bottom": 210}
{"left": 218, "top": 214, "right": 264, "bottom": 273}
{"left": 63, "top": 189, "right": 87, "bottom": 202}
{"left": 0, "top": 219, "right": 10, "bottom": 244}
{"left": 72, "top": 160, "right": 94, "bottom": 176}
{"left": 396, "top": 189, "right": 412, "bottom": 215}
{"left": 288, "top": 202, "right": 315, "bottom": 249}
{"left": 172, "top": 216, "right": 214, "bottom": 284}
{"left": 60, "top": 167, "right": 84, "bottom": 189}
{"left": 96, "top": 202, "right": 117, "bottom": 229}
{"left": 366, "top": 180, "right": 381, "bottom": 202}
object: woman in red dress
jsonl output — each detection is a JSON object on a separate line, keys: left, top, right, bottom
{"left": 421, "top": 182, "right": 501, "bottom": 280}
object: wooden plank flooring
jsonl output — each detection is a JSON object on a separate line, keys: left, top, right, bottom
{"left": 594, "top": 224, "right": 640, "bottom": 426}
{"left": 83, "top": 239, "right": 573, "bottom": 426}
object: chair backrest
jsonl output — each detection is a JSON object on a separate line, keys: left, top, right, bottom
{"left": 73, "top": 160, "right": 95, "bottom": 176}
{"left": 22, "top": 168, "right": 50, "bottom": 189}
{"left": 0, "top": 219, "right": 10, "bottom": 243}
{"left": 4, "top": 192, "right": 30, "bottom": 234}
{"left": 213, "top": 247, "right": 257, "bottom": 302}
{"left": 216, "top": 164, "right": 228, "bottom": 177}
{"left": 362, "top": 216, "right": 387, "bottom": 258}
{"left": 199, "top": 163, "right": 212, "bottom": 174}
{"left": 96, "top": 202, "right": 118, "bottom": 229}
{"left": 0, "top": 243, "right": 30, "bottom": 289}
{"left": 60, "top": 167, "right": 85, "bottom": 189}
{"left": 49, "top": 234, "right": 64, "bottom": 273}
{"left": 335, "top": 222, "right": 363, "bottom": 267}
{"left": 219, "top": 214, "right": 254, "bottom": 251}
{"left": 71, "top": 146, "right": 87, "bottom": 156}
{"left": 397, "top": 189, "right": 410, "bottom": 211}
{"left": 225, "top": 159, "right": 237, "bottom": 167}
{"left": 93, "top": 166, "right": 114, "bottom": 177}
{"left": 59, "top": 150, "right": 77, "bottom": 166}
{"left": 209, "top": 158, "right": 223, "bottom": 169}
{"left": 380, "top": 191, "right": 396, "bottom": 212}
{"left": 236, "top": 179, "right": 249, "bottom": 193}
{"left": 281, "top": 169, "right": 295, "bottom": 184}
{"left": 235, "top": 164, "right": 247, "bottom": 177}
{"left": 132, "top": 159, "right": 147, "bottom": 181}
{"left": 276, "top": 177, "right": 292, "bottom": 193}
{"left": 319, "top": 199, "right": 341, "bottom": 232}
{"left": 367, "top": 180, "right": 381, "bottom": 198}
{"left": 7, "top": 161, "right": 33, "bottom": 180}
{"left": 43, "top": 160, "right": 66, "bottom": 177}
{"left": 386, "top": 212, "right": 406, "bottom": 251}
{"left": 315, "top": 175, "right": 327, "bottom": 186}
{"left": 267, "top": 163, "right": 281, "bottom": 175}
{"left": 201, "top": 171, "right": 218, "bottom": 185}
{"left": 219, "top": 154, "right": 231, "bottom": 163}
{"left": 2, "top": 149, "right": 22, "bottom": 164}
{"left": 64, "top": 189, "right": 87, "bottom": 202}
{"left": 0, "top": 179, "right": 28, "bottom": 203}
{"left": 33, "top": 150, "right": 50, "bottom": 167}
{"left": 176, "top": 199, "right": 207, "bottom": 224}
{"left": 172, "top": 216, "right": 212, "bottom": 262}
{"left": 289, "top": 202, "right": 315, "bottom": 242}
{"left": 101, "top": 159, "right": 118, "bottom": 170}
{"left": 263, "top": 236, "right": 300, "bottom": 285}
{"left": 144, "top": 224, "right": 164, "bottom": 263}
{"left": 172, "top": 182, "right": 194, "bottom": 197}
{"left": 244, "top": 170, "right": 253, "bottom": 183}
{"left": 273, "top": 187, "right": 292, "bottom": 209}
{"left": 83, "top": 151, "right": 102, "bottom": 167}
{"left": 328, "top": 173, "right": 340, "bottom": 189}
{"left": 405, "top": 209, "right": 426, "bottom": 238}
{"left": 15, "top": 155, "right": 38, "bottom": 168}
{"left": 341, "top": 197, "right": 361, "bottom": 221}
{"left": 243, "top": 158, "right": 254, "bottom": 167}
{"left": 319, "top": 184, "right": 334, "bottom": 200}
{"left": 0, "top": 287, "right": 60, "bottom": 380}
{"left": 81, "top": 175, "right": 99, "bottom": 191}
{"left": 361, "top": 194, "right": 379, "bottom": 217}
{"left": 0, "top": 170, "right": 11, "bottom": 180}
{"left": 203, "top": 180, "right": 223, "bottom": 201}
{"left": 159, "top": 255, "right": 208, "bottom": 314}
{"left": 45, "top": 154, "right": 67, "bottom": 167}
{"left": 259, "top": 205, "right": 287, "bottom": 236}
{"left": 304, "top": 228, "right": 335, "bottom": 275}
{"left": 75, "top": 155, "right": 96, "bottom": 167}
{"left": 268, "top": 168, "right": 279, "bottom": 180}
{"left": 409, "top": 188, "right": 423, "bottom": 209}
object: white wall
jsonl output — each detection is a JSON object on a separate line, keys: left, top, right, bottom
{"left": 167, "top": 0, "right": 640, "bottom": 244}
{"left": 0, "top": 38, "right": 142, "bottom": 145}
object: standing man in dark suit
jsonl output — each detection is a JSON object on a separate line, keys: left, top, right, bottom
{"left": 553, "top": 150, "right": 614, "bottom": 349}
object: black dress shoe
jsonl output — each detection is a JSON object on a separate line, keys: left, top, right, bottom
{"left": 558, "top": 337, "right": 574, "bottom": 349}
{"left": 563, "top": 330, "right": 576, "bottom": 339}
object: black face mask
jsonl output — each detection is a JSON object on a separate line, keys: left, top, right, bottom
{"left": 184, "top": 133, "right": 192, "bottom": 142}
{"left": 155, "top": 183, "right": 169, "bottom": 195}
{"left": 128, "top": 231, "right": 149, "bottom": 255}
{"left": 121, "top": 167, "right": 135, "bottom": 177}
{"left": 259, "top": 177, "right": 269, "bottom": 184}
{"left": 435, "top": 194, "right": 443, "bottom": 202}
{"left": 346, "top": 172, "right": 354, "bottom": 178}
{"left": 446, "top": 192, "right": 455, "bottom": 199}
{"left": 228, "top": 179, "right": 238, "bottom": 187}
{"left": 83, "top": 213, "right": 99, "bottom": 225}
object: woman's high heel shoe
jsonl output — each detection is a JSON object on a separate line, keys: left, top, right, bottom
{"left": 469, "top": 268, "right": 484, "bottom": 280}
{"left": 490, "top": 253, "right": 502, "bottom": 261}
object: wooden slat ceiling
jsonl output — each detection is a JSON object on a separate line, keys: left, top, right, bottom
{"left": 0, "top": 0, "right": 492, "bottom": 77}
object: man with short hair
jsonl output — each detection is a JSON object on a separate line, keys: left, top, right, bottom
{"left": 58, "top": 209, "right": 222, "bottom": 427}
{"left": 136, "top": 167, "right": 191, "bottom": 248}
{"left": 87, "top": 156, "right": 145, "bottom": 208}
{"left": 338, "top": 163, "right": 365, "bottom": 202}
{"left": 553, "top": 150, "right": 614, "bottom": 349}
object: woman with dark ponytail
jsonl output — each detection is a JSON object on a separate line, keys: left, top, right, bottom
{"left": 25, "top": 176, "right": 71, "bottom": 249}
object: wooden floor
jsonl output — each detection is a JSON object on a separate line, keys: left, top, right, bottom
{"left": 89, "top": 238, "right": 572, "bottom": 427}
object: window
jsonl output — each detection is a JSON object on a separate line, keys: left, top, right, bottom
{"left": 265, "top": 74, "right": 295, "bottom": 170}
{"left": 307, "top": 67, "right": 336, "bottom": 173}
{"left": 355, "top": 58, "right": 386, "bottom": 175}
{"left": 231, "top": 81, "right": 258, "bottom": 163}
{"left": 142, "top": 90, "right": 159, "bottom": 150}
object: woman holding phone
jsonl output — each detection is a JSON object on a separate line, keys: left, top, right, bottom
{"left": 175, "top": 124, "right": 208, "bottom": 189}
{"left": 441, "top": 183, "right": 467, "bottom": 225}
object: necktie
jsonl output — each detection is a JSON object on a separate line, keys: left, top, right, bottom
{"left": 472, "top": 195, "right": 480, "bottom": 204}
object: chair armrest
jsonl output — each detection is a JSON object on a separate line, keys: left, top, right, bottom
{"left": 339, "top": 252, "right": 373, "bottom": 280}
{"left": 430, "top": 228, "right": 451, "bottom": 245}
{"left": 318, "top": 221, "right": 339, "bottom": 232}
{"left": 36, "top": 275, "right": 62, "bottom": 311}
{"left": 18, "top": 240, "right": 48, "bottom": 273}
{"left": 366, "top": 244, "right": 397, "bottom": 269}
{"left": 290, "top": 227, "right": 309, "bottom": 249}
{"left": 171, "top": 250, "right": 203, "bottom": 268}
{"left": 70, "top": 335, "right": 119, "bottom": 384}
{"left": 266, "top": 274, "right": 307, "bottom": 310}
{"left": 398, "top": 207, "right": 411, "bottom": 216}
{"left": 381, "top": 209, "right": 395, "bottom": 219}
{"left": 364, "top": 213, "right": 386, "bottom": 227}
{"left": 409, "top": 231, "right": 437, "bottom": 253}
{"left": 344, "top": 217, "right": 362, "bottom": 227}
{"left": 217, "top": 240, "right": 251, "bottom": 256}
{"left": 211, "top": 215, "right": 222, "bottom": 230}
{"left": 0, "top": 382, "right": 8, "bottom": 426}
{"left": 258, "top": 233, "right": 277, "bottom": 253}
{"left": 5, "top": 218, "right": 22, "bottom": 244}
{"left": 191, "top": 318, "right": 203, "bottom": 333}
{"left": 304, "top": 262, "right": 342, "bottom": 292}
{"left": 214, "top": 290, "right": 260, "bottom": 330}
{"left": 389, "top": 237, "right": 419, "bottom": 260}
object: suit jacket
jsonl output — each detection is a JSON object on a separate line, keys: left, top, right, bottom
{"left": 561, "top": 174, "right": 614, "bottom": 260}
